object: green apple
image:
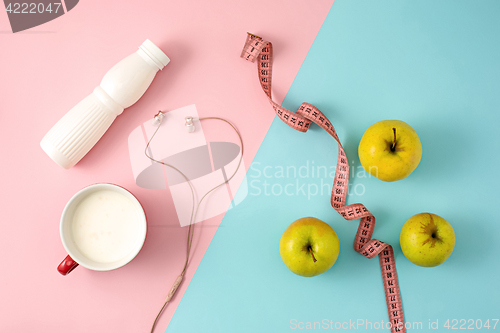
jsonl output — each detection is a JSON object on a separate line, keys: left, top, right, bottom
{"left": 358, "top": 120, "right": 422, "bottom": 182}
{"left": 400, "top": 213, "right": 455, "bottom": 267}
{"left": 279, "top": 217, "right": 340, "bottom": 277}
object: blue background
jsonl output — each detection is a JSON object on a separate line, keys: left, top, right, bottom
{"left": 167, "top": 1, "right": 500, "bottom": 332}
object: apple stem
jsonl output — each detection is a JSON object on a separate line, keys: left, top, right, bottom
{"left": 391, "top": 128, "right": 397, "bottom": 151}
{"left": 308, "top": 247, "right": 317, "bottom": 263}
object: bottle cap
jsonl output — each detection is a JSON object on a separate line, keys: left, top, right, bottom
{"left": 139, "top": 39, "right": 170, "bottom": 70}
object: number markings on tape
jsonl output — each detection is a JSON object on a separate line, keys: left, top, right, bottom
{"left": 241, "top": 32, "right": 406, "bottom": 333}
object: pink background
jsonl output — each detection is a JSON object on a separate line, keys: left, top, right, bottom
{"left": 0, "top": 1, "right": 333, "bottom": 331}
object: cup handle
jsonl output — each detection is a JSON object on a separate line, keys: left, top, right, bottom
{"left": 57, "top": 255, "right": 79, "bottom": 275}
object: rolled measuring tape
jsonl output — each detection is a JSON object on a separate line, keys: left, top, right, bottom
{"left": 241, "top": 33, "right": 406, "bottom": 333}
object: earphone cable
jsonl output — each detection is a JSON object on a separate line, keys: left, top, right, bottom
{"left": 145, "top": 114, "right": 244, "bottom": 333}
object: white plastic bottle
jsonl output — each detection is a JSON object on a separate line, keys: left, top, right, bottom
{"left": 41, "top": 39, "right": 170, "bottom": 169}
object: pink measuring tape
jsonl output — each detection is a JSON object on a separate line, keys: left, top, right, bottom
{"left": 241, "top": 33, "right": 406, "bottom": 333}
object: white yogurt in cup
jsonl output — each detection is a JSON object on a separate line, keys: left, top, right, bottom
{"left": 58, "top": 184, "right": 147, "bottom": 275}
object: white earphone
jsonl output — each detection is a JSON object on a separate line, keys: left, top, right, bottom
{"left": 146, "top": 108, "right": 243, "bottom": 333}
{"left": 151, "top": 111, "right": 165, "bottom": 125}
{"left": 185, "top": 116, "right": 195, "bottom": 133}
{"left": 152, "top": 111, "right": 196, "bottom": 133}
